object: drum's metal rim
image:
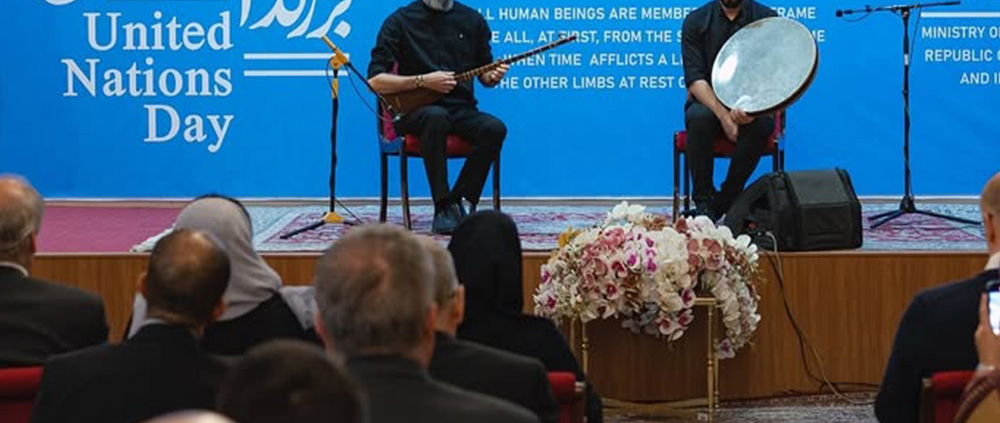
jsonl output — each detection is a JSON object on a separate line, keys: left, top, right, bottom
{"left": 711, "top": 17, "right": 820, "bottom": 116}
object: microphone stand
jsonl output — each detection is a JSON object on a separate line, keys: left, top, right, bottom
{"left": 280, "top": 37, "right": 400, "bottom": 239}
{"left": 836, "top": 1, "right": 978, "bottom": 229}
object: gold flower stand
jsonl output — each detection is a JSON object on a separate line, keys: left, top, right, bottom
{"left": 571, "top": 297, "right": 721, "bottom": 422}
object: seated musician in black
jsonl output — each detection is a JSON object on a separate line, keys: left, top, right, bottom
{"left": 681, "top": 0, "right": 777, "bottom": 220}
{"left": 368, "top": 0, "right": 509, "bottom": 234}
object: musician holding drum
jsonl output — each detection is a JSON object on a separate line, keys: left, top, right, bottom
{"left": 368, "top": 0, "right": 510, "bottom": 235}
{"left": 681, "top": 0, "right": 778, "bottom": 221}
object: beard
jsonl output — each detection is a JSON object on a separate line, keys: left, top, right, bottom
{"left": 423, "top": 0, "right": 454, "bottom": 11}
{"left": 721, "top": 0, "right": 744, "bottom": 8}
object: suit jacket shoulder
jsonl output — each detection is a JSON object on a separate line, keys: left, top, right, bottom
{"left": 0, "top": 271, "right": 108, "bottom": 367}
{"left": 31, "top": 325, "right": 227, "bottom": 423}
{"left": 432, "top": 378, "right": 540, "bottom": 423}
{"left": 875, "top": 270, "right": 997, "bottom": 423}
{"left": 431, "top": 335, "right": 558, "bottom": 423}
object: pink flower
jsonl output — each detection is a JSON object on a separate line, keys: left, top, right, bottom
{"left": 681, "top": 288, "right": 695, "bottom": 308}
{"left": 687, "top": 239, "right": 700, "bottom": 254}
{"left": 592, "top": 258, "right": 608, "bottom": 277}
{"left": 646, "top": 260, "right": 658, "bottom": 273}
{"left": 678, "top": 309, "right": 694, "bottom": 326}
{"left": 705, "top": 255, "right": 722, "bottom": 271}
{"left": 611, "top": 261, "right": 628, "bottom": 278}
{"left": 659, "top": 318, "right": 681, "bottom": 336}
{"left": 547, "top": 296, "right": 557, "bottom": 310}
{"left": 703, "top": 239, "right": 722, "bottom": 254}
{"left": 606, "top": 283, "right": 619, "bottom": 298}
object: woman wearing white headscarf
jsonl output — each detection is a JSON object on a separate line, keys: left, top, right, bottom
{"left": 127, "top": 195, "right": 319, "bottom": 354}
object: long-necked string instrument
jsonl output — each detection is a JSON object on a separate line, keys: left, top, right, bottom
{"left": 383, "top": 35, "right": 577, "bottom": 114}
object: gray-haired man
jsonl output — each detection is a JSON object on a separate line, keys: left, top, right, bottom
{"left": 313, "top": 224, "right": 537, "bottom": 423}
{"left": 0, "top": 175, "right": 107, "bottom": 367}
{"left": 421, "top": 236, "right": 560, "bottom": 423}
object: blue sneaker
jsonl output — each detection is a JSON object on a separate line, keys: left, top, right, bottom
{"left": 432, "top": 208, "right": 459, "bottom": 235}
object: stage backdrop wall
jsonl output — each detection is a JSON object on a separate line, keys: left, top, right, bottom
{"left": 2, "top": 0, "right": 998, "bottom": 198}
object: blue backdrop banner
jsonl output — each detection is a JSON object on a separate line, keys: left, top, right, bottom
{"left": 2, "top": 0, "right": 998, "bottom": 198}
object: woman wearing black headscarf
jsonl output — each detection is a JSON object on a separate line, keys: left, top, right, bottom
{"left": 449, "top": 211, "right": 603, "bottom": 423}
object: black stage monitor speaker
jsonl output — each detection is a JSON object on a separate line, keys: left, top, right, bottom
{"left": 723, "top": 168, "right": 862, "bottom": 252}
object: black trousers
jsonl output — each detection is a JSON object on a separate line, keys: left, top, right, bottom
{"left": 684, "top": 101, "right": 774, "bottom": 216}
{"left": 396, "top": 105, "right": 506, "bottom": 210}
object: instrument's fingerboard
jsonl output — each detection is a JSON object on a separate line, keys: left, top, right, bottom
{"left": 455, "top": 35, "right": 578, "bottom": 82}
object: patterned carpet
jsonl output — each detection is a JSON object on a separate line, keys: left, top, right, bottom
{"left": 128, "top": 201, "right": 984, "bottom": 252}
{"left": 607, "top": 392, "right": 876, "bottom": 423}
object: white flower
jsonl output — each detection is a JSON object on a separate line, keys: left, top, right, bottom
{"left": 534, "top": 202, "right": 762, "bottom": 360}
{"left": 606, "top": 201, "right": 646, "bottom": 224}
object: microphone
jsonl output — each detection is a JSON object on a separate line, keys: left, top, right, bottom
{"left": 835, "top": 9, "right": 844, "bottom": 17}
{"left": 321, "top": 35, "right": 350, "bottom": 66}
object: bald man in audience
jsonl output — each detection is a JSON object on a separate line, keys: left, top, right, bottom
{"left": 876, "top": 172, "right": 1000, "bottom": 423}
{"left": 32, "top": 229, "right": 231, "bottom": 423}
{"left": 313, "top": 224, "right": 537, "bottom": 423}
{"left": 0, "top": 175, "right": 107, "bottom": 367}
{"left": 421, "top": 237, "right": 559, "bottom": 423}
{"left": 142, "top": 412, "right": 235, "bottom": 423}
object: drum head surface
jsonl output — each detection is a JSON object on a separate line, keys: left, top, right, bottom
{"left": 711, "top": 17, "right": 818, "bottom": 114}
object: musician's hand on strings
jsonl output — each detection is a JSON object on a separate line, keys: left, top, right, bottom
{"left": 729, "top": 108, "right": 754, "bottom": 125}
{"left": 721, "top": 114, "right": 739, "bottom": 142}
{"left": 482, "top": 64, "right": 510, "bottom": 86}
{"left": 424, "top": 71, "right": 457, "bottom": 93}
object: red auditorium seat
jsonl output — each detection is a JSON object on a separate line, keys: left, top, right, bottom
{"left": 548, "top": 371, "right": 584, "bottom": 423}
{"left": 0, "top": 366, "right": 43, "bottom": 423}
{"left": 920, "top": 370, "right": 975, "bottom": 423}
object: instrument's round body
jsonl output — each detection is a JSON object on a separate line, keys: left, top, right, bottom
{"left": 711, "top": 17, "right": 818, "bottom": 115}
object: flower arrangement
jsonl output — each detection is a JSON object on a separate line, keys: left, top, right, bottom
{"left": 534, "top": 202, "right": 761, "bottom": 359}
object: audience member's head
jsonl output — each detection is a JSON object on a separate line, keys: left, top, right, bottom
{"left": 313, "top": 224, "right": 437, "bottom": 364}
{"left": 0, "top": 175, "right": 44, "bottom": 269}
{"left": 172, "top": 195, "right": 282, "bottom": 320}
{"left": 447, "top": 211, "right": 525, "bottom": 319}
{"left": 141, "top": 411, "right": 235, "bottom": 423}
{"left": 982, "top": 172, "right": 1000, "bottom": 255}
{"left": 217, "top": 340, "right": 364, "bottom": 423}
{"left": 418, "top": 237, "right": 465, "bottom": 335}
{"left": 141, "top": 228, "right": 230, "bottom": 332}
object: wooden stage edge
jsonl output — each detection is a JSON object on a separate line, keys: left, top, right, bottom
{"left": 34, "top": 249, "right": 989, "bottom": 402}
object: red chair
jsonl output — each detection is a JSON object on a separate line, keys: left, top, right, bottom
{"left": 672, "top": 111, "right": 786, "bottom": 220}
{"left": 377, "top": 103, "right": 501, "bottom": 230}
{"left": 920, "top": 370, "right": 975, "bottom": 423}
{"left": 548, "top": 372, "right": 584, "bottom": 423}
{"left": 0, "top": 366, "right": 43, "bottom": 423}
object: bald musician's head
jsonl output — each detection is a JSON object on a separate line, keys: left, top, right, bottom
{"left": 981, "top": 172, "right": 1000, "bottom": 255}
{"left": 0, "top": 175, "right": 44, "bottom": 270}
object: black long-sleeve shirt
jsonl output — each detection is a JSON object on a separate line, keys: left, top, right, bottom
{"left": 681, "top": 0, "right": 777, "bottom": 92}
{"left": 368, "top": 1, "right": 494, "bottom": 108}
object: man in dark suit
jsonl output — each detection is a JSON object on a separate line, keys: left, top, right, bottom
{"left": 876, "top": 172, "right": 1000, "bottom": 422}
{"left": 0, "top": 175, "right": 107, "bottom": 367}
{"left": 313, "top": 224, "right": 538, "bottom": 423}
{"left": 419, "top": 237, "right": 559, "bottom": 423}
{"left": 32, "top": 229, "right": 232, "bottom": 423}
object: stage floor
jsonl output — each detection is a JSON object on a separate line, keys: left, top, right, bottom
{"left": 39, "top": 200, "right": 985, "bottom": 253}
